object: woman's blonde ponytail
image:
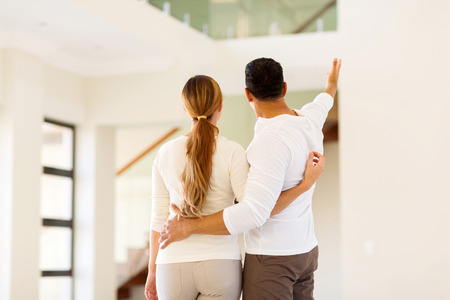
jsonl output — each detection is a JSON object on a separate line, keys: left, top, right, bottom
{"left": 180, "top": 76, "right": 222, "bottom": 218}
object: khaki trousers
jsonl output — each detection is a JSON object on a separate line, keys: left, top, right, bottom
{"left": 156, "top": 259, "right": 242, "bottom": 300}
{"left": 243, "top": 246, "right": 319, "bottom": 300}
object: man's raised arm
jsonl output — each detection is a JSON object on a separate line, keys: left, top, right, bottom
{"left": 159, "top": 58, "right": 340, "bottom": 249}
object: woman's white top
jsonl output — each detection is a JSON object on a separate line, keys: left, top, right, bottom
{"left": 151, "top": 135, "right": 249, "bottom": 264}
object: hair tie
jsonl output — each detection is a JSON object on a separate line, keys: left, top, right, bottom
{"left": 197, "top": 116, "right": 207, "bottom": 120}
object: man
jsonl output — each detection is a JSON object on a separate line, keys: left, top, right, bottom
{"left": 159, "top": 57, "right": 341, "bottom": 299}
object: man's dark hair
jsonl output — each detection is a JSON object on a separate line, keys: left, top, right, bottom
{"left": 245, "top": 57, "right": 284, "bottom": 101}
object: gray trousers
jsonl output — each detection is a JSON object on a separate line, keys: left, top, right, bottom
{"left": 243, "top": 246, "right": 319, "bottom": 300}
{"left": 156, "top": 259, "right": 242, "bottom": 300}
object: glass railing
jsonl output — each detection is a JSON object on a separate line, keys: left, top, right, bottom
{"left": 147, "top": 0, "right": 337, "bottom": 39}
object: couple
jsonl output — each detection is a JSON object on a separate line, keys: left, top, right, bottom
{"left": 145, "top": 57, "right": 341, "bottom": 300}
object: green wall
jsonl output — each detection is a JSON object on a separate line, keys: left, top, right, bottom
{"left": 218, "top": 89, "right": 322, "bottom": 148}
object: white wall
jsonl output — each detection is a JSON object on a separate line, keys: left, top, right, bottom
{"left": 0, "top": 49, "right": 43, "bottom": 300}
{"left": 94, "top": 127, "right": 116, "bottom": 299}
{"left": 0, "top": 48, "right": 11, "bottom": 300}
{"left": 0, "top": 48, "right": 117, "bottom": 300}
{"left": 0, "top": 50, "right": 3, "bottom": 104}
{"left": 339, "top": 0, "right": 450, "bottom": 299}
{"left": 115, "top": 126, "right": 182, "bottom": 170}
{"left": 74, "top": 124, "right": 117, "bottom": 300}
{"left": 214, "top": 32, "right": 344, "bottom": 94}
{"left": 313, "top": 142, "right": 341, "bottom": 300}
{"left": 44, "top": 64, "right": 86, "bottom": 124}
{"left": 74, "top": 122, "right": 96, "bottom": 300}
{"left": 86, "top": 70, "right": 187, "bottom": 126}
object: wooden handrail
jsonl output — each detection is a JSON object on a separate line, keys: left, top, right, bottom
{"left": 292, "top": 0, "right": 337, "bottom": 34}
{"left": 116, "top": 127, "right": 180, "bottom": 176}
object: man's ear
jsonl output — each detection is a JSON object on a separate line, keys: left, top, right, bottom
{"left": 282, "top": 82, "right": 287, "bottom": 97}
{"left": 245, "top": 88, "right": 254, "bottom": 103}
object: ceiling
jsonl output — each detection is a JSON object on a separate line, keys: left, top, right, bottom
{"left": 0, "top": 0, "right": 336, "bottom": 77}
{"left": 0, "top": 0, "right": 175, "bottom": 76}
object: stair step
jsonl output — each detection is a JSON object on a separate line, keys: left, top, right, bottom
{"left": 117, "top": 287, "right": 130, "bottom": 299}
{"left": 116, "top": 246, "right": 150, "bottom": 299}
{"left": 127, "top": 248, "right": 149, "bottom": 275}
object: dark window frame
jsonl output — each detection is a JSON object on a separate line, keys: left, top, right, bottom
{"left": 41, "top": 118, "right": 76, "bottom": 299}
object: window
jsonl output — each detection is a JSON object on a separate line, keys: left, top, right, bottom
{"left": 40, "top": 119, "right": 75, "bottom": 300}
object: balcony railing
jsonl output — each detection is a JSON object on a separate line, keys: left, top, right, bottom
{"left": 147, "top": 0, "right": 337, "bottom": 39}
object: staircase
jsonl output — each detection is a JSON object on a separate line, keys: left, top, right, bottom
{"left": 117, "top": 247, "right": 149, "bottom": 299}
{"left": 115, "top": 127, "right": 182, "bottom": 300}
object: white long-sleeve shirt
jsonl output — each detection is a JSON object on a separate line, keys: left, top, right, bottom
{"left": 223, "top": 92, "right": 334, "bottom": 255}
{"left": 151, "top": 135, "right": 249, "bottom": 264}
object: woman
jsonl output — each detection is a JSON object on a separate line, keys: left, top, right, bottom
{"left": 145, "top": 75, "right": 323, "bottom": 300}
